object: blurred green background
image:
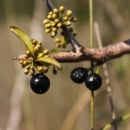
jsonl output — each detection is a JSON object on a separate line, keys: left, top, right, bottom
{"left": 0, "top": 0, "right": 130, "bottom": 130}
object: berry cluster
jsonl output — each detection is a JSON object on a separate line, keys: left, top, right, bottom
{"left": 19, "top": 38, "right": 50, "bottom": 76}
{"left": 70, "top": 67, "right": 102, "bottom": 91}
{"left": 43, "top": 6, "right": 77, "bottom": 38}
{"left": 55, "top": 27, "right": 77, "bottom": 48}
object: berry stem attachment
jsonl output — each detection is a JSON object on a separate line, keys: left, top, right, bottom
{"left": 91, "top": 90, "right": 94, "bottom": 130}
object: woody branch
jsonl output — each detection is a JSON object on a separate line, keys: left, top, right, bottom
{"left": 50, "top": 40, "right": 130, "bottom": 64}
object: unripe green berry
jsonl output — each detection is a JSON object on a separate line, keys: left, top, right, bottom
{"left": 59, "top": 6, "right": 65, "bottom": 13}
{"left": 66, "top": 10, "right": 72, "bottom": 17}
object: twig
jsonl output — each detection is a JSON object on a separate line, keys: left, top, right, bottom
{"left": 94, "top": 22, "right": 117, "bottom": 130}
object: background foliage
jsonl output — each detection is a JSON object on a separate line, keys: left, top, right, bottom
{"left": 0, "top": 0, "right": 130, "bottom": 130}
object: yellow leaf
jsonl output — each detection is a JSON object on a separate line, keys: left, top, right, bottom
{"left": 37, "top": 57, "right": 61, "bottom": 70}
{"left": 9, "top": 26, "right": 35, "bottom": 58}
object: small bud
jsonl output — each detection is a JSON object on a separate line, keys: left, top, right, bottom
{"left": 43, "top": 19, "right": 50, "bottom": 24}
{"left": 44, "top": 55, "right": 49, "bottom": 58}
{"left": 37, "top": 41, "right": 42, "bottom": 45}
{"left": 45, "top": 23, "right": 51, "bottom": 28}
{"left": 37, "top": 53, "right": 44, "bottom": 58}
{"left": 56, "top": 43, "right": 61, "bottom": 48}
{"left": 53, "top": 9, "right": 59, "bottom": 14}
{"left": 59, "top": 6, "right": 65, "bottom": 13}
{"left": 63, "top": 16, "right": 68, "bottom": 21}
{"left": 51, "top": 31, "right": 57, "bottom": 38}
{"left": 55, "top": 38, "right": 61, "bottom": 43}
{"left": 52, "top": 14, "right": 57, "bottom": 19}
{"left": 45, "top": 28, "right": 52, "bottom": 33}
{"left": 32, "top": 39, "right": 37, "bottom": 45}
{"left": 43, "top": 49, "right": 49, "bottom": 55}
{"left": 55, "top": 19, "right": 60, "bottom": 23}
{"left": 66, "top": 10, "right": 72, "bottom": 17}
{"left": 43, "top": 66, "right": 49, "bottom": 73}
{"left": 24, "top": 69, "right": 29, "bottom": 75}
{"left": 47, "top": 15, "right": 53, "bottom": 20}
{"left": 26, "top": 50, "right": 30, "bottom": 55}
{"left": 38, "top": 66, "right": 43, "bottom": 72}
{"left": 51, "top": 22, "right": 56, "bottom": 27}
{"left": 66, "top": 21, "right": 71, "bottom": 26}
{"left": 34, "top": 46, "right": 39, "bottom": 52}
{"left": 52, "top": 27, "right": 57, "bottom": 32}
{"left": 70, "top": 17, "right": 77, "bottom": 22}
{"left": 20, "top": 60, "right": 23, "bottom": 64}
{"left": 49, "top": 11, "right": 53, "bottom": 15}
{"left": 23, "top": 61, "right": 28, "bottom": 66}
{"left": 57, "top": 22, "right": 62, "bottom": 28}
{"left": 73, "top": 32, "right": 77, "bottom": 36}
{"left": 30, "top": 65, "right": 34, "bottom": 69}
{"left": 30, "top": 68, "right": 35, "bottom": 76}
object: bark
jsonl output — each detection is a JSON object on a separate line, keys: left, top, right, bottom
{"left": 50, "top": 39, "right": 130, "bottom": 64}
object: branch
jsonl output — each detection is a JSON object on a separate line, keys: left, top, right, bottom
{"left": 50, "top": 39, "right": 130, "bottom": 64}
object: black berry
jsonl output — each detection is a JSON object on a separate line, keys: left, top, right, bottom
{"left": 70, "top": 67, "right": 88, "bottom": 84}
{"left": 85, "top": 73, "right": 102, "bottom": 91}
{"left": 30, "top": 73, "right": 50, "bottom": 94}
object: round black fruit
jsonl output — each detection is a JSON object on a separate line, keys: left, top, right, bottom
{"left": 85, "top": 73, "right": 102, "bottom": 91}
{"left": 30, "top": 73, "right": 50, "bottom": 94}
{"left": 70, "top": 67, "right": 88, "bottom": 84}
